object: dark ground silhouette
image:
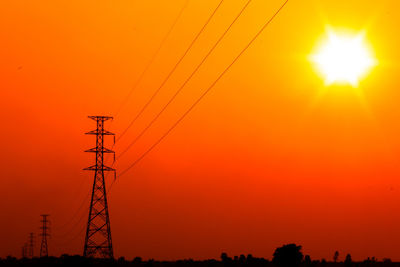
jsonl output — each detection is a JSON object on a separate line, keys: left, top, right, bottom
{"left": 1, "top": 244, "right": 399, "bottom": 267}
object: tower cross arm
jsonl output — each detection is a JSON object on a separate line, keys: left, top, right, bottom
{"left": 84, "top": 165, "right": 116, "bottom": 172}
{"left": 88, "top": 116, "right": 113, "bottom": 121}
{"left": 85, "top": 147, "right": 115, "bottom": 153}
{"left": 85, "top": 129, "right": 115, "bottom": 136}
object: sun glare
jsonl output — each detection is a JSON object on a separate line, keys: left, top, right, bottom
{"left": 311, "top": 30, "right": 376, "bottom": 86}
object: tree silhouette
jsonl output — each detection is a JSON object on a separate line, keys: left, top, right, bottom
{"left": 383, "top": 258, "right": 392, "bottom": 263}
{"left": 133, "top": 257, "right": 142, "bottom": 264}
{"left": 221, "top": 252, "right": 231, "bottom": 263}
{"left": 304, "top": 255, "right": 311, "bottom": 265}
{"left": 272, "top": 244, "right": 303, "bottom": 267}
{"left": 239, "top": 254, "right": 246, "bottom": 263}
{"left": 333, "top": 251, "right": 339, "bottom": 263}
{"left": 344, "top": 254, "right": 352, "bottom": 267}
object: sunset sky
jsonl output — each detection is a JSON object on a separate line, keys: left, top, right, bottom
{"left": 1, "top": 0, "right": 400, "bottom": 261}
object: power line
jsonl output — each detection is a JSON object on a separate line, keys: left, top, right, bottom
{"left": 114, "top": 0, "right": 189, "bottom": 117}
{"left": 53, "top": 191, "right": 90, "bottom": 232}
{"left": 102, "top": 0, "right": 189, "bottom": 166}
{"left": 117, "top": 0, "right": 253, "bottom": 160}
{"left": 53, "top": 203, "right": 88, "bottom": 239}
{"left": 117, "top": 0, "right": 289, "bottom": 178}
{"left": 53, "top": 179, "right": 91, "bottom": 231}
{"left": 117, "top": 0, "right": 225, "bottom": 142}
{"left": 103, "top": 0, "right": 225, "bottom": 185}
{"left": 52, "top": 223, "right": 87, "bottom": 247}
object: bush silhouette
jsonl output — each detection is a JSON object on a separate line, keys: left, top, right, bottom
{"left": 272, "top": 244, "right": 303, "bottom": 267}
{"left": 304, "top": 255, "right": 311, "bottom": 265}
{"left": 344, "top": 254, "right": 352, "bottom": 267}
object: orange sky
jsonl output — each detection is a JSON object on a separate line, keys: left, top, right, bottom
{"left": 1, "top": 0, "right": 400, "bottom": 261}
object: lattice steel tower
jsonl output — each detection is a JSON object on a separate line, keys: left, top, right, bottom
{"left": 83, "top": 116, "right": 115, "bottom": 258}
{"left": 39, "top": 214, "right": 50, "bottom": 257}
{"left": 28, "top": 233, "right": 35, "bottom": 258}
{"left": 21, "top": 243, "right": 27, "bottom": 258}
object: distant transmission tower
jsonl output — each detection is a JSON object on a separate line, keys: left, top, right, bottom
{"left": 28, "top": 233, "right": 35, "bottom": 258}
{"left": 21, "top": 243, "right": 27, "bottom": 258}
{"left": 39, "top": 214, "right": 50, "bottom": 257}
{"left": 83, "top": 116, "right": 115, "bottom": 258}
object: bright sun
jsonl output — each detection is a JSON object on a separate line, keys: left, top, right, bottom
{"left": 311, "top": 29, "right": 376, "bottom": 86}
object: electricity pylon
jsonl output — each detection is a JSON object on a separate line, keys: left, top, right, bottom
{"left": 28, "top": 233, "right": 35, "bottom": 258}
{"left": 39, "top": 214, "right": 50, "bottom": 257}
{"left": 22, "top": 243, "right": 27, "bottom": 258}
{"left": 83, "top": 116, "right": 115, "bottom": 258}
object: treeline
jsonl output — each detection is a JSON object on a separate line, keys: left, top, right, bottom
{"left": 0, "top": 244, "right": 399, "bottom": 267}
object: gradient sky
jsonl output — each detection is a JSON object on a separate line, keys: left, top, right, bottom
{"left": 1, "top": 0, "right": 400, "bottom": 261}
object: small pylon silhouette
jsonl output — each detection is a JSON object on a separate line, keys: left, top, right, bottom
{"left": 28, "top": 233, "right": 35, "bottom": 258}
{"left": 39, "top": 214, "right": 50, "bottom": 257}
{"left": 21, "top": 243, "right": 27, "bottom": 258}
{"left": 83, "top": 116, "right": 115, "bottom": 258}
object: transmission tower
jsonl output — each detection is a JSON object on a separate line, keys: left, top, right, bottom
{"left": 28, "top": 233, "right": 35, "bottom": 258}
{"left": 39, "top": 214, "right": 50, "bottom": 257}
{"left": 21, "top": 243, "right": 27, "bottom": 258}
{"left": 83, "top": 116, "right": 115, "bottom": 258}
